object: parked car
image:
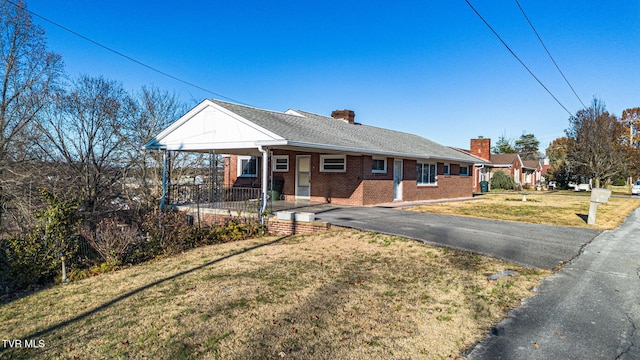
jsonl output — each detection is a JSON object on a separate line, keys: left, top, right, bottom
{"left": 568, "top": 181, "right": 591, "bottom": 192}
{"left": 632, "top": 180, "right": 640, "bottom": 195}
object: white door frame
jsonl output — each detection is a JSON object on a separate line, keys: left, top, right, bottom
{"left": 393, "top": 159, "right": 403, "bottom": 201}
{"left": 295, "top": 155, "right": 311, "bottom": 199}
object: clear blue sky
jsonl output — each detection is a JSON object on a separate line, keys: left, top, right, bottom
{"left": 27, "top": 1, "right": 640, "bottom": 151}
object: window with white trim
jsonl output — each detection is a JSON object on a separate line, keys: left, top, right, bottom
{"left": 443, "top": 163, "right": 450, "bottom": 176}
{"left": 459, "top": 165, "right": 470, "bottom": 176}
{"left": 372, "top": 157, "right": 387, "bottom": 173}
{"left": 417, "top": 162, "right": 437, "bottom": 185}
{"left": 237, "top": 156, "right": 257, "bottom": 177}
{"left": 273, "top": 155, "right": 289, "bottom": 172}
{"left": 320, "top": 155, "right": 346, "bottom": 172}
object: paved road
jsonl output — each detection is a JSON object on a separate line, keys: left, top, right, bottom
{"left": 313, "top": 206, "right": 601, "bottom": 269}
{"left": 467, "top": 208, "right": 640, "bottom": 359}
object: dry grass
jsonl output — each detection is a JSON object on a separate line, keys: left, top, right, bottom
{"left": 410, "top": 192, "right": 640, "bottom": 230}
{"left": 0, "top": 230, "right": 549, "bottom": 359}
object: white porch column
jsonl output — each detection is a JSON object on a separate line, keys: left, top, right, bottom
{"left": 258, "top": 146, "right": 269, "bottom": 216}
{"left": 160, "top": 149, "right": 168, "bottom": 210}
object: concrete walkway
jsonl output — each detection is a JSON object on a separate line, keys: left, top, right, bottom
{"left": 466, "top": 208, "right": 640, "bottom": 359}
{"left": 313, "top": 206, "right": 600, "bottom": 269}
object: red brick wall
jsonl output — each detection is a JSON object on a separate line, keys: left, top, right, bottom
{"left": 421, "top": 175, "right": 473, "bottom": 199}
{"left": 310, "top": 154, "right": 364, "bottom": 204}
{"left": 269, "top": 151, "right": 365, "bottom": 204}
{"left": 360, "top": 156, "right": 394, "bottom": 205}
{"left": 223, "top": 156, "right": 235, "bottom": 185}
{"left": 403, "top": 159, "right": 417, "bottom": 201}
{"left": 402, "top": 159, "right": 472, "bottom": 201}
{"left": 225, "top": 153, "right": 472, "bottom": 205}
{"left": 362, "top": 179, "right": 393, "bottom": 205}
{"left": 224, "top": 156, "right": 262, "bottom": 188}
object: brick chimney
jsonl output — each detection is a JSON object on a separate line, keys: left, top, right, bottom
{"left": 331, "top": 109, "right": 355, "bottom": 124}
{"left": 470, "top": 137, "right": 491, "bottom": 161}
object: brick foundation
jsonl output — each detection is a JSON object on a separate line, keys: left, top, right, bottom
{"left": 177, "top": 206, "right": 330, "bottom": 236}
{"left": 266, "top": 218, "right": 330, "bottom": 236}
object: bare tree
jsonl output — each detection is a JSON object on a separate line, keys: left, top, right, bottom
{"left": 0, "top": 0, "right": 64, "bottom": 231}
{"left": 118, "top": 87, "right": 215, "bottom": 216}
{"left": 565, "top": 98, "right": 626, "bottom": 188}
{"left": 119, "top": 86, "right": 187, "bottom": 214}
{"left": 40, "top": 75, "right": 134, "bottom": 220}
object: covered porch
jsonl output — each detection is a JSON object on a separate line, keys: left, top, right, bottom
{"left": 144, "top": 100, "right": 301, "bottom": 217}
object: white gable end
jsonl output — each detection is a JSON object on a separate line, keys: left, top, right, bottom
{"left": 147, "top": 101, "right": 284, "bottom": 151}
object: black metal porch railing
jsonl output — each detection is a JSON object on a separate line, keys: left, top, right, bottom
{"left": 169, "top": 184, "right": 264, "bottom": 214}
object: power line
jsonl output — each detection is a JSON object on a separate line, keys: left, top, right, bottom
{"left": 515, "top": 0, "right": 587, "bottom": 109}
{"left": 5, "top": 0, "right": 250, "bottom": 106}
{"left": 464, "top": 0, "right": 574, "bottom": 117}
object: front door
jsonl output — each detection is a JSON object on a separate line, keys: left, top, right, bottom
{"left": 393, "top": 159, "right": 403, "bottom": 200}
{"left": 296, "top": 155, "right": 311, "bottom": 199}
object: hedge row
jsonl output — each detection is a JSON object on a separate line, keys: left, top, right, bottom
{"left": 1, "top": 203, "right": 265, "bottom": 293}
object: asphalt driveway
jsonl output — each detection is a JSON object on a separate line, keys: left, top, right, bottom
{"left": 313, "top": 206, "right": 601, "bottom": 269}
{"left": 466, "top": 207, "right": 640, "bottom": 359}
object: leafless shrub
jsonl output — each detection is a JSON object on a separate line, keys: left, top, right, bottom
{"left": 81, "top": 218, "right": 140, "bottom": 265}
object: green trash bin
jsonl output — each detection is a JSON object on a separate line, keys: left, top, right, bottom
{"left": 480, "top": 181, "right": 489, "bottom": 193}
{"left": 268, "top": 190, "right": 280, "bottom": 201}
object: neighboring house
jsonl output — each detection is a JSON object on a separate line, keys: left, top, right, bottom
{"left": 461, "top": 138, "right": 542, "bottom": 191}
{"left": 145, "top": 99, "right": 484, "bottom": 208}
{"left": 522, "top": 160, "right": 543, "bottom": 187}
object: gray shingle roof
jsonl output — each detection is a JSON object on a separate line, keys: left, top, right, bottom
{"left": 211, "top": 99, "right": 481, "bottom": 163}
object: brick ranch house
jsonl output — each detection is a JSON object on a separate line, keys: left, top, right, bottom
{"left": 145, "top": 99, "right": 484, "bottom": 210}
{"left": 463, "top": 137, "right": 542, "bottom": 191}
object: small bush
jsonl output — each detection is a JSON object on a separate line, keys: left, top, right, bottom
{"left": 81, "top": 219, "right": 141, "bottom": 265}
{"left": 612, "top": 177, "right": 627, "bottom": 186}
{"left": 2, "top": 190, "right": 81, "bottom": 292}
{"left": 141, "top": 211, "right": 265, "bottom": 258}
{"left": 141, "top": 210, "right": 200, "bottom": 256}
{"left": 490, "top": 170, "right": 516, "bottom": 190}
{"left": 3, "top": 232, "right": 59, "bottom": 290}
{"left": 67, "top": 262, "right": 120, "bottom": 282}
{"left": 207, "top": 218, "right": 265, "bottom": 244}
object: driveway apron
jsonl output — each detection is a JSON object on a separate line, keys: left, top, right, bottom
{"left": 314, "top": 206, "right": 600, "bottom": 269}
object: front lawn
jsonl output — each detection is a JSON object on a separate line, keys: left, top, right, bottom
{"left": 0, "top": 230, "right": 549, "bottom": 359}
{"left": 410, "top": 192, "right": 640, "bottom": 230}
